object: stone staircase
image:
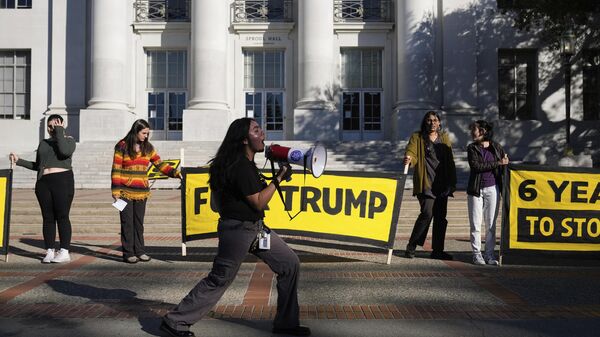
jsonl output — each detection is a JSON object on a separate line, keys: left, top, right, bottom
{"left": 8, "top": 189, "right": 500, "bottom": 244}
{"left": 4, "top": 140, "right": 470, "bottom": 189}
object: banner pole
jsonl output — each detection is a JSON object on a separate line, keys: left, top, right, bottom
{"left": 386, "top": 249, "right": 393, "bottom": 265}
{"left": 180, "top": 148, "right": 185, "bottom": 167}
{"left": 181, "top": 242, "right": 187, "bottom": 256}
{"left": 403, "top": 164, "right": 409, "bottom": 175}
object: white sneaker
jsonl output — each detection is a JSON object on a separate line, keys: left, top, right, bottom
{"left": 42, "top": 249, "right": 55, "bottom": 263}
{"left": 51, "top": 248, "right": 71, "bottom": 263}
{"left": 485, "top": 258, "right": 499, "bottom": 266}
{"left": 473, "top": 254, "right": 485, "bottom": 265}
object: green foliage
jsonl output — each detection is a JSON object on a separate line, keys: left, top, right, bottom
{"left": 498, "top": 0, "right": 600, "bottom": 50}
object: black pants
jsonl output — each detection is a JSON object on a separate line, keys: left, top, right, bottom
{"left": 34, "top": 170, "right": 74, "bottom": 250}
{"left": 119, "top": 198, "right": 147, "bottom": 258}
{"left": 407, "top": 194, "right": 449, "bottom": 253}
{"left": 164, "top": 218, "right": 301, "bottom": 333}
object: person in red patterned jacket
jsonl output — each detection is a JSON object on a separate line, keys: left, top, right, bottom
{"left": 111, "top": 119, "right": 181, "bottom": 263}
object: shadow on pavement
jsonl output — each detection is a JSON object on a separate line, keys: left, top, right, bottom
{"left": 46, "top": 279, "right": 173, "bottom": 336}
{"left": 17, "top": 238, "right": 123, "bottom": 263}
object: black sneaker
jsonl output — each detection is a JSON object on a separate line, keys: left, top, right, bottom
{"left": 404, "top": 244, "right": 416, "bottom": 258}
{"left": 430, "top": 251, "right": 453, "bottom": 260}
{"left": 159, "top": 321, "right": 195, "bottom": 337}
{"left": 272, "top": 325, "right": 311, "bottom": 336}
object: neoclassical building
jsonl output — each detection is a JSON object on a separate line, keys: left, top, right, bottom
{"left": 1, "top": 0, "right": 598, "bottom": 161}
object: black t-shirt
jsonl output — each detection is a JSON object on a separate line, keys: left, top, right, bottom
{"left": 217, "top": 157, "right": 266, "bottom": 221}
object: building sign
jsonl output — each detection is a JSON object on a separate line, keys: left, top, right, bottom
{"left": 244, "top": 35, "right": 285, "bottom": 45}
{"left": 501, "top": 164, "right": 600, "bottom": 264}
{"left": 181, "top": 167, "right": 405, "bottom": 249}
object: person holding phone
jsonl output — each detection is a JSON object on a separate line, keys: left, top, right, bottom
{"left": 9, "top": 114, "right": 76, "bottom": 263}
{"left": 111, "top": 119, "right": 180, "bottom": 264}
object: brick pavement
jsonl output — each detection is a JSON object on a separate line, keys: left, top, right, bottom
{"left": 2, "top": 234, "right": 600, "bottom": 324}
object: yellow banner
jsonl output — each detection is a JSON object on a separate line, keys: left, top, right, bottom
{"left": 508, "top": 167, "right": 600, "bottom": 251}
{"left": 0, "top": 176, "right": 6, "bottom": 249}
{"left": 148, "top": 159, "right": 181, "bottom": 180}
{"left": 183, "top": 168, "right": 405, "bottom": 247}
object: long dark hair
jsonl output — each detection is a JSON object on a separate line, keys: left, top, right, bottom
{"left": 118, "top": 119, "right": 154, "bottom": 158}
{"left": 470, "top": 119, "right": 494, "bottom": 142}
{"left": 208, "top": 118, "right": 254, "bottom": 192}
{"left": 420, "top": 110, "right": 443, "bottom": 137}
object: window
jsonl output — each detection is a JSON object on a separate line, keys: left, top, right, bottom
{"left": 244, "top": 50, "right": 285, "bottom": 132}
{"left": 498, "top": 49, "right": 536, "bottom": 120}
{"left": 341, "top": 48, "right": 383, "bottom": 132}
{"left": 146, "top": 50, "right": 187, "bottom": 139}
{"left": 134, "top": 0, "right": 190, "bottom": 22}
{"left": 0, "top": 0, "right": 31, "bottom": 8}
{"left": 583, "top": 50, "right": 600, "bottom": 120}
{"left": 233, "top": 0, "right": 292, "bottom": 23}
{"left": 334, "top": 0, "right": 391, "bottom": 22}
{"left": 0, "top": 50, "right": 30, "bottom": 119}
{"left": 147, "top": 50, "right": 186, "bottom": 89}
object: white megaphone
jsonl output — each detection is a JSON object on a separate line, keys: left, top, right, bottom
{"left": 265, "top": 144, "right": 327, "bottom": 178}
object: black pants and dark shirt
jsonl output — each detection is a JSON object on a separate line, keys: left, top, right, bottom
{"left": 164, "top": 156, "right": 302, "bottom": 333}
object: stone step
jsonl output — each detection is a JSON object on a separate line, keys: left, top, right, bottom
{"left": 2, "top": 140, "right": 471, "bottom": 188}
{"left": 8, "top": 189, "right": 501, "bottom": 237}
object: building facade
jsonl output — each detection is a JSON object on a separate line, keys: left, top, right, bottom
{"left": 1, "top": 0, "right": 599, "bottom": 161}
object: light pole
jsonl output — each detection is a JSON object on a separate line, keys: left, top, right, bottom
{"left": 560, "top": 31, "right": 575, "bottom": 149}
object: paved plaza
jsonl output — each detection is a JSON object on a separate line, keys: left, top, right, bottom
{"left": 1, "top": 190, "right": 600, "bottom": 337}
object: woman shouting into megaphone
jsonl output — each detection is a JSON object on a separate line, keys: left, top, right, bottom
{"left": 161, "top": 118, "right": 310, "bottom": 337}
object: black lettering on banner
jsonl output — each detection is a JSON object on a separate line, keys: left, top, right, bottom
{"left": 322, "top": 188, "right": 343, "bottom": 215}
{"left": 345, "top": 190, "right": 367, "bottom": 218}
{"left": 547, "top": 180, "right": 568, "bottom": 202}
{"left": 368, "top": 191, "right": 387, "bottom": 219}
{"left": 592, "top": 183, "right": 600, "bottom": 204}
{"left": 301, "top": 186, "right": 322, "bottom": 212}
{"left": 278, "top": 185, "right": 388, "bottom": 219}
{"left": 517, "top": 208, "right": 600, "bottom": 244}
{"left": 571, "top": 181, "right": 588, "bottom": 203}
{"left": 280, "top": 186, "right": 299, "bottom": 211}
{"left": 518, "top": 179, "right": 537, "bottom": 201}
{"left": 194, "top": 187, "right": 208, "bottom": 215}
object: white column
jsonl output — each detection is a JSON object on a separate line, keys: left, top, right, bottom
{"left": 183, "top": 0, "right": 230, "bottom": 141}
{"left": 294, "top": 0, "right": 337, "bottom": 140}
{"left": 47, "top": 0, "right": 67, "bottom": 117}
{"left": 442, "top": 0, "right": 478, "bottom": 114}
{"left": 79, "top": 0, "right": 133, "bottom": 142}
{"left": 393, "top": 0, "right": 440, "bottom": 138}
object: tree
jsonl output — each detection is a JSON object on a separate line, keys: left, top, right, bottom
{"left": 498, "top": 0, "right": 600, "bottom": 51}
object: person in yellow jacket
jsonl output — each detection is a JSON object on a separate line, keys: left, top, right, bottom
{"left": 403, "top": 111, "right": 456, "bottom": 260}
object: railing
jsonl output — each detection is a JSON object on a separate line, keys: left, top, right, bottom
{"left": 333, "top": 0, "right": 393, "bottom": 22}
{"left": 134, "top": 0, "right": 190, "bottom": 22}
{"left": 233, "top": 0, "right": 293, "bottom": 23}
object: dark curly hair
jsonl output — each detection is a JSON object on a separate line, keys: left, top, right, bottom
{"left": 470, "top": 119, "right": 494, "bottom": 142}
{"left": 208, "top": 118, "right": 256, "bottom": 192}
{"left": 420, "top": 110, "right": 443, "bottom": 136}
